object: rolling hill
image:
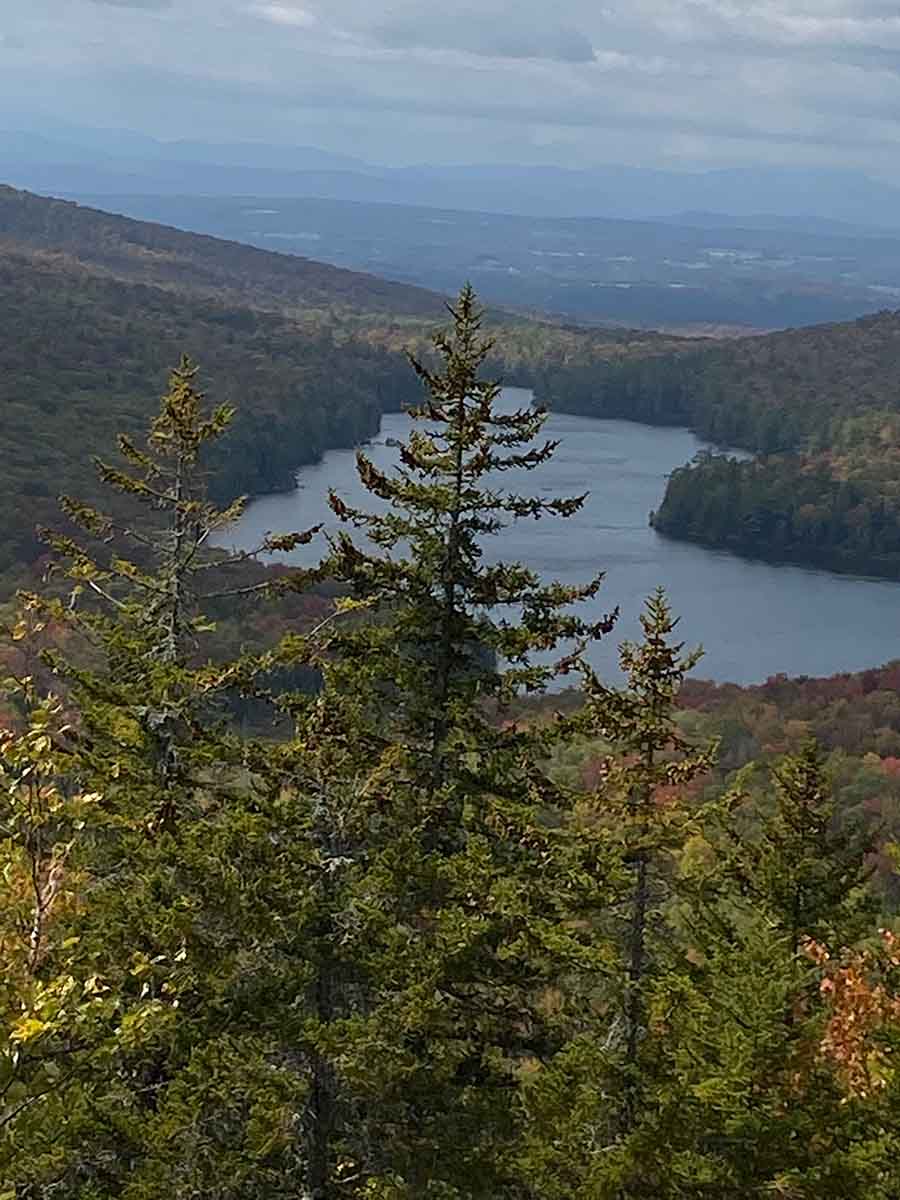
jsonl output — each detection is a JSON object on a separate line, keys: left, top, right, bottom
{"left": 0, "top": 184, "right": 684, "bottom": 596}
{"left": 0, "top": 184, "right": 449, "bottom": 322}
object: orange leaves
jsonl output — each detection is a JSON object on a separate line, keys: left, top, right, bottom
{"left": 807, "top": 931, "right": 900, "bottom": 1099}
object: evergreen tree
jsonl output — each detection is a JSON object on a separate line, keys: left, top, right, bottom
{"left": 0, "top": 359, "right": 328, "bottom": 1195}
{"left": 658, "top": 742, "right": 883, "bottom": 1197}
{"left": 515, "top": 591, "right": 714, "bottom": 1199}
{"left": 302, "top": 284, "right": 619, "bottom": 1197}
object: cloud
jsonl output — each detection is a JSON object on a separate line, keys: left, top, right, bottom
{"left": 6, "top": 0, "right": 900, "bottom": 178}
{"left": 88, "top": 0, "right": 172, "bottom": 7}
{"left": 0, "top": 33, "right": 25, "bottom": 49}
{"left": 595, "top": 1, "right": 900, "bottom": 61}
{"left": 251, "top": 3, "right": 316, "bottom": 28}
{"left": 370, "top": 9, "right": 595, "bottom": 63}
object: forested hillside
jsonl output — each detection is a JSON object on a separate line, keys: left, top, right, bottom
{"left": 0, "top": 185, "right": 684, "bottom": 595}
{"left": 537, "top": 308, "right": 900, "bottom": 576}
{"left": 0, "top": 245, "right": 423, "bottom": 590}
{"left": 0, "top": 183, "right": 453, "bottom": 591}
{"left": 534, "top": 657, "right": 900, "bottom": 904}
{"left": 5, "top": 294, "right": 900, "bottom": 1197}
{"left": 0, "top": 184, "right": 449, "bottom": 320}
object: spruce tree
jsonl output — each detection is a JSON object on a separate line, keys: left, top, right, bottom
{"left": 1, "top": 359, "right": 328, "bottom": 1195}
{"left": 659, "top": 741, "right": 883, "bottom": 1197}
{"left": 588, "top": 589, "right": 713, "bottom": 1130}
{"left": 514, "top": 590, "right": 713, "bottom": 1200}
{"left": 305, "top": 284, "right": 619, "bottom": 1197}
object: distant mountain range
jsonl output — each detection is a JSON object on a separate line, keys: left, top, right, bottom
{"left": 4, "top": 127, "right": 900, "bottom": 231}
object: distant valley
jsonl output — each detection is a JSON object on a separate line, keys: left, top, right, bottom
{"left": 62, "top": 193, "right": 900, "bottom": 331}
{"left": 8, "top": 126, "right": 900, "bottom": 332}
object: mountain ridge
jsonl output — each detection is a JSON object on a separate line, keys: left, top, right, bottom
{"left": 5, "top": 128, "right": 900, "bottom": 228}
{"left": 0, "top": 184, "right": 449, "bottom": 321}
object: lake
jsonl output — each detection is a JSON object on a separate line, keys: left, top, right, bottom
{"left": 214, "top": 388, "right": 900, "bottom": 685}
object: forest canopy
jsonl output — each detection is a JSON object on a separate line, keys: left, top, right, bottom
{"left": 3, "top": 288, "right": 900, "bottom": 1197}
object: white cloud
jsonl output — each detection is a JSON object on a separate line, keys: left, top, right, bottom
{"left": 6, "top": 0, "right": 900, "bottom": 176}
{"left": 367, "top": 6, "right": 595, "bottom": 63}
{"left": 252, "top": 3, "right": 316, "bottom": 28}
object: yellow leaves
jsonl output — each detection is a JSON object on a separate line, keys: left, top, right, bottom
{"left": 516, "top": 1055, "right": 543, "bottom": 1080}
{"left": 82, "top": 975, "right": 107, "bottom": 997}
{"left": 130, "top": 952, "right": 153, "bottom": 979}
{"left": 767, "top": 1175, "right": 806, "bottom": 1199}
{"left": 10, "top": 1016, "right": 47, "bottom": 1043}
{"left": 334, "top": 596, "right": 374, "bottom": 616}
{"left": 8, "top": 600, "right": 48, "bottom": 644}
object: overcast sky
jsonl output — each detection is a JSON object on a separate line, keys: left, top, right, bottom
{"left": 3, "top": 0, "right": 900, "bottom": 175}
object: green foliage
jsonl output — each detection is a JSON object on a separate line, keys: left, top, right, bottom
{"left": 299, "top": 284, "right": 621, "bottom": 1196}
{"left": 515, "top": 592, "right": 715, "bottom": 1198}
{"left": 3, "top": 282, "right": 900, "bottom": 1198}
{"left": 0, "top": 361, "right": 330, "bottom": 1194}
{"left": 653, "top": 449, "right": 900, "bottom": 577}
{"left": 537, "top": 307, "right": 900, "bottom": 579}
{"left": 654, "top": 744, "right": 884, "bottom": 1197}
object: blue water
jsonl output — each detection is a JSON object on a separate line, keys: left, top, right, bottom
{"left": 215, "top": 389, "right": 900, "bottom": 685}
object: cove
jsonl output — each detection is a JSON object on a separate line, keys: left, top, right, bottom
{"left": 214, "top": 388, "right": 900, "bottom": 685}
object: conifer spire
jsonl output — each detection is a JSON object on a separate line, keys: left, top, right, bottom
{"left": 324, "top": 284, "right": 616, "bottom": 777}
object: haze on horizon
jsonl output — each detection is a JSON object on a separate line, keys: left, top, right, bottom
{"left": 3, "top": 0, "right": 900, "bottom": 181}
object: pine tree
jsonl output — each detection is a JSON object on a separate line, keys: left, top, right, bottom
{"left": 303, "top": 284, "right": 620, "bottom": 1197}
{"left": 1, "top": 359, "right": 329, "bottom": 1195}
{"left": 514, "top": 590, "right": 714, "bottom": 1199}
{"left": 325, "top": 283, "right": 614, "bottom": 745}
{"left": 588, "top": 589, "right": 713, "bottom": 1130}
{"left": 657, "top": 741, "right": 884, "bottom": 1197}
